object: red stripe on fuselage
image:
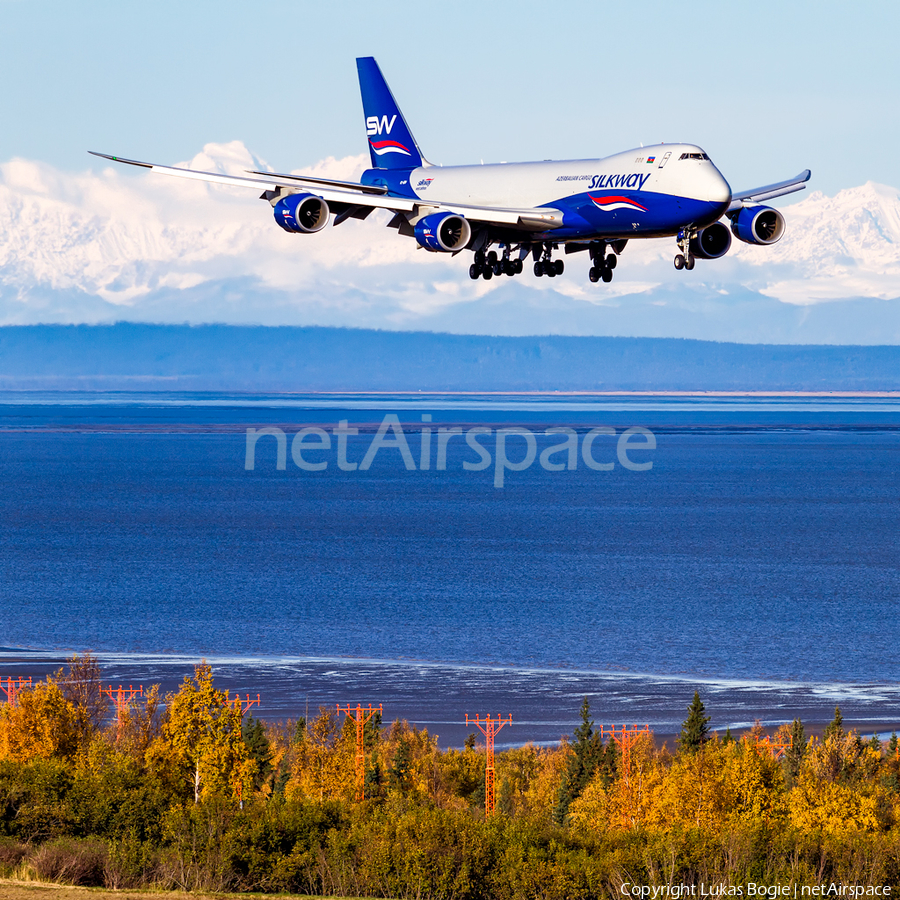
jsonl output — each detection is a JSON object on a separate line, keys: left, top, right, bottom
{"left": 589, "top": 195, "right": 647, "bottom": 210}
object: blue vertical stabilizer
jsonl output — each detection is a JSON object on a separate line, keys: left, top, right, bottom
{"left": 357, "top": 57, "right": 425, "bottom": 170}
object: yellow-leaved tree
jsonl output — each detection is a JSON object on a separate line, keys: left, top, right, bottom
{"left": 649, "top": 739, "right": 731, "bottom": 830}
{"left": 570, "top": 730, "right": 665, "bottom": 831}
{"left": 721, "top": 738, "right": 787, "bottom": 827}
{"left": 285, "top": 706, "right": 353, "bottom": 802}
{"left": 146, "top": 663, "right": 255, "bottom": 804}
{"left": 0, "top": 679, "right": 80, "bottom": 761}
{"left": 788, "top": 731, "right": 890, "bottom": 834}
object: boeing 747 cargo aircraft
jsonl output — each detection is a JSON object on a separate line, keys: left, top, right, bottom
{"left": 92, "top": 58, "right": 810, "bottom": 284}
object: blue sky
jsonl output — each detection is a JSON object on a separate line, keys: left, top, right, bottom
{"left": 1, "top": 0, "right": 898, "bottom": 196}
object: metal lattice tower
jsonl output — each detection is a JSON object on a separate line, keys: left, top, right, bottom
{"left": 337, "top": 703, "right": 382, "bottom": 801}
{"left": 230, "top": 692, "right": 261, "bottom": 716}
{"left": 600, "top": 724, "right": 650, "bottom": 777}
{"left": 100, "top": 684, "right": 143, "bottom": 739}
{"left": 600, "top": 723, "right": 651, "bottom": 827}
{"left": 465, "top": 713, "right": 512, "bottom": 815}
{"left": 754, "top": 734, "right": 793, "bottom": 759}
{"left": 0, "top": 677, "right": 32, "bottom": 708}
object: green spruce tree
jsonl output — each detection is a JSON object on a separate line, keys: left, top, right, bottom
{"left": 784, "top": 718, "right": 807, "bottom": 784}
{"left": 823, "top": 706, "right": 844, "bottom": 741}
{"left": 678, "top": 691, "right": 711, "bottom": 753}
{"left": 554, "top": 697, "right": 605, "bottom": 823}
{"left": 888, "top": 732, "right": 898, "bottom": 756}
{"left": 390, "top": 735, "right": 413, "bottom": 793}
{"left": 242, "top": 716, "right": 273, "bottom": 791}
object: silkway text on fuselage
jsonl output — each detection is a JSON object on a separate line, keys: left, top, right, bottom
{"left": 560, "top": 173, "right": 653, "bottom": 191}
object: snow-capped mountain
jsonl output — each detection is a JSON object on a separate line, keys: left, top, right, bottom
{"left": 0, "top": 142, "right": 898, "bottom": 341}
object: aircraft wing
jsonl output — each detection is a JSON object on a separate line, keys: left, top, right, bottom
{"left": 727, "top": 169, "right": 811, "bottom": 211}
{"left": 89, "top": 152, "right": 564, "bottom": 230}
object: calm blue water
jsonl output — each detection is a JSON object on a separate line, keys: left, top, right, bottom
{"left": 2, "top": 391, "right": 897, "bottom": 677}
{"left": 1, "top": 393, "right": 898, "bottom": 740}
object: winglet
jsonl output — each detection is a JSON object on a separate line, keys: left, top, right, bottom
{"left": 357, "top": 57, "right": 426, "bottom": 170}
{"left": 89, "top": 151, "right": 152, "bottom": 169}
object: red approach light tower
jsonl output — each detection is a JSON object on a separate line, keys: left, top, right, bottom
{"left": 599, "top": 724, "right": 651, "bottom": 776}
{"left": 465, "top": 713, "right": 512, "bottom": 816}
{"left": 754, "top": 733, "right": 793, "bottom": 759}
{"left": 600, "top": 723, "right": 651, "bottom": 827}
{"left": 100, "top": 684, "right": 143, "bottom": 738}
{"left": 229, "top": 693, "right": 261, "bottom": 716}
{"left": 337, "top": 703, "right": 382, "bottom": 801}
{"left": 0, "top": 677, "right": 32, "bottom": 708}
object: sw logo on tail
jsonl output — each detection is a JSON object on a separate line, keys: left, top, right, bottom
{"left": 91, "top": 57, "right": 810, "bottom": 283}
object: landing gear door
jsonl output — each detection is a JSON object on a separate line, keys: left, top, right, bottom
{"left": 658, "top": 151, "right": 672, "bottom": 169}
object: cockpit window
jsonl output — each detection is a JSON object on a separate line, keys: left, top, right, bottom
{"left": 679, "top": 152, "right": 709, "bottom": 161}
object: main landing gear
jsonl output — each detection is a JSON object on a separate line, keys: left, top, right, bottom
{"left": 588, "top": 241, "right": 616, "bottom": 283}
{"left": 469, "top": 247, "right": 525, "bottom": 280}
{"left": 533, "top": 244, "right": 564, "bottom": 278}
{"left": 673, "top": 229, "right": 695, "bottom": 270}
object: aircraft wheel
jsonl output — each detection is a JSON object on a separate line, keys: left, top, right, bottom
{"left": 607, "top": 255, "right": 617, "bottom": 270}
{"left": 514, "top": 258, "right": 523, "bottom": 275}
{"left": 601, "top": 267, "right": 613, "bottom": 283}
{"left": 474, "top": 250, "right": 485, "bottom": 266}
{"left": 685, "top": 255, "right": 695, "bottom": 270}
{"left": 483, "top": 267, "right": 493, "bottom": 280}
{"left": 487, "top": 250, "right": 498, "bottom": 266}
{"left": 674, "top": 254, "right": 685, "bottom": 270}
{"left": 534, "top": 261, "right": 544, "bottom": 277}
{"left": 505, "top": 260, "right": 515, "bottom": 276}
{"left": 469, "top": 264, "right": 481, "bottom": 280}
{"left": 546, "top": 265, "right": 556, "bottom": 278}
{"left": 589, "top": 266, "right": 601, "bottom": 283}
{"left": 555, "top": 259, "right": 564, "bottom": 275}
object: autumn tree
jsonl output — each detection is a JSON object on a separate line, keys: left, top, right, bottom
{"left": 146, "top": 663, "right": 255, "bottom": 804}
{"left": 788, "top": 730, "right": 890, "bottom": 834}
{"left": 118, "top": 684, "right": 163, "bottom": 761}
{"left": 0, "top": 679, "right": 80, "bottom": 761}
{"left": 54, "top": 652, "right": 109, "bottom": 748}
{"left": 285, "top": 706, "right": 351, "bottom": 801}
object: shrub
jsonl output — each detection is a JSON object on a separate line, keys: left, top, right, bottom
{"left": 29, "top": 836, "right": 108, "bottom": 886}
{"left": 0, "top": 836, "right": 27, "bottom": 876}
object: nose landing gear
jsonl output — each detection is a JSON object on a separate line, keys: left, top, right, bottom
{"left": 673, "top": 229, "right": 696, "bottom": 270}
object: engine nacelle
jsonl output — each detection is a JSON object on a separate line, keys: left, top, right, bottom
{"left": 414, "top": 212, "right": 472, "bottom": 252}
{"left": 689, "top": 221, "right": 732, "bottom": 260}
{"left": 729, "top": 205, "right": 785, "bottom": 245}
{"left": 273, "top": 193, "right": 330, "bottom": 234}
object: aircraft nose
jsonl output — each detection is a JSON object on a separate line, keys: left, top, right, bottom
{"left": 705, "top": 167, "right": 732, "bottom": 205}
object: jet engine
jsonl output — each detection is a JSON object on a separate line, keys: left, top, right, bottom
{"left": 273, "top": 193, "right": 330, "bottom": 233}
{"left": 414, "top": 212, "right": 472, "bottom": 252}
{"left": 689, "top": 221, "right": 732, "bottom": 260}
{"left": 729, "top": 205, "right": 785, "bottom": 245}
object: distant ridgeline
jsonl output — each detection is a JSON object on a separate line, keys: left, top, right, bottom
{"left": 0, "top": 324, "right": 898, "bottom": 391}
